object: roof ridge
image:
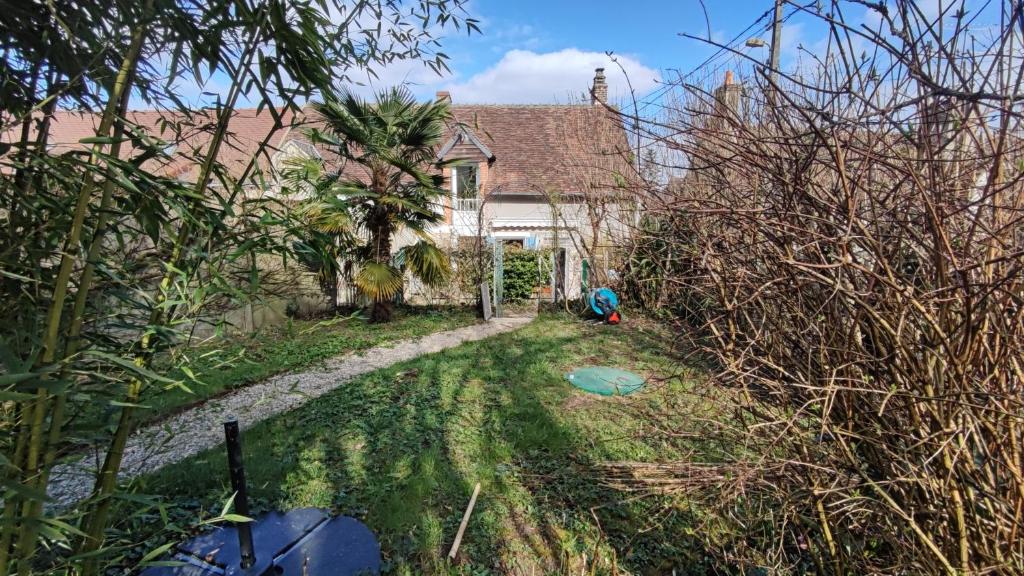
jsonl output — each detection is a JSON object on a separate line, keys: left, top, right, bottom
{"left": 449, "top": 103, "right": 592, "bottom": 108}
{"left": 49, "top": 103, "right": 595, "bottom": 116}
{"left": 48, "top": 106, "right": 297, "bottom": 115}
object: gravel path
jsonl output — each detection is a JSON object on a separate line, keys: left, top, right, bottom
{"left": 49, "top": 316, "right": 533, "bottom": 508}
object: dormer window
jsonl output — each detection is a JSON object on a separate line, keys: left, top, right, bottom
{"left": 452, "top": 164, "right": 479, "bottom": 211}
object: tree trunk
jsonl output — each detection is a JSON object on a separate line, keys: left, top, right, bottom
{"left": 330, "top": 275, "right": 339, "bottom": 311}
{"left": 370, "top": 298, "right": 393, "bottom": 323}
{"left": 369, "top": 210, "right": 393, "bottom": 323}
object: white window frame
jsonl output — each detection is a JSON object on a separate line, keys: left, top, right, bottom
{"left": 452, "top": 164, "right": 480, "bottom": 212}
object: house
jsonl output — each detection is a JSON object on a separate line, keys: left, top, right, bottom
{"left": 4, "top": 69, "right": 637, "bottom": 306}
{"left": 288, "top": 68, "right": 638, "bottom": 301}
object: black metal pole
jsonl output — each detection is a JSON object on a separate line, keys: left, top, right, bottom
{"left": 224, "top": 419, "right": 256, "bottom": 569}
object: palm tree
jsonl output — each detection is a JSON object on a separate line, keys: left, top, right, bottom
{"left": 303, "top": 86, "right": 452, "bottom": 322}
{"left": 282, "top": 157, "right": 354, "bottom": 310}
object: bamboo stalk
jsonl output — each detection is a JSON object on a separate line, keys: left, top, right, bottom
{"left": 4, "top": 60, "right": 40, "bottom": 252}
{"left": 0, "top": 405, "right": 29, "bottom": 571}
{"left": 10, "top": 11, "right": 150, "bottom": 575}
{"left": 0, "top": 59, "right": 45, "bottom": 571}
{"left": 75, "top": 14, "right": 267, "bottom": 569}
{"left": 15, "top": 64, "right": 138, "bottom": 574}
{"left": 448, "top": 482, "right": 481, "bottom": 560}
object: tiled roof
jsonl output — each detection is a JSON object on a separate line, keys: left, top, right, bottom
{"left": 2, "top": 107, "right": 301, "bottom": 182}
{"left": 3, "top": 101, "right": 633, "bottom": 194}
{"left": 446, "top": 104, "right": 633, "bottom": 195}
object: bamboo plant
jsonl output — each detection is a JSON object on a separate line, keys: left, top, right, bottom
{"left": 0, "top": 1, "right": 477, "bottom": 573}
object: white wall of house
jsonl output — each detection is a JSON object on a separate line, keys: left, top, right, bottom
{"left": 272, "top": 141, "right": 632, "bottom": 307}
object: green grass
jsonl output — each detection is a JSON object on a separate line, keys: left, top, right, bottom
{"left": 121, "top": 313, "right": 720, "bottom": 574}
{"left": 75, "top": 306, "right": 479, "bottom": 431}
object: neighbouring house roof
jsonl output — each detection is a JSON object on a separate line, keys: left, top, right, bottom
{"left": 1, "top": 107, "right": 302, "bottom": 184}
{"left": 2, "top": 99, "right": 635, "bottom": 196}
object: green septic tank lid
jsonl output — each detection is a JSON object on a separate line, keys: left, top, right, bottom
{"left": 565, "top": 366, "right": 645, "bottom": 396}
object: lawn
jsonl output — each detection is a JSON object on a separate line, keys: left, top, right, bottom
{"left": 121, "top": 313, "right": 717, "bottom": 575}
{"left": 74, "top": 306, "right": 480, "bottom": 431}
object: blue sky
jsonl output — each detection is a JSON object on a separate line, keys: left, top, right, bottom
{"left": 170, "top": 0, "right": 816, "bottom": 108}
{"left": 358, "top": 0, "right": 770, "bottom": 102}
{"left": 167, "top": 0, "right": 1005, "bottom": 109}
{"left": 348, "top": 0, "right": 880, "bottom": 104}
{"left": 436, "top": 0, "right": 779, "bottom": 84}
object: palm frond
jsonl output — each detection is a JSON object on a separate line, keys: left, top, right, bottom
{"left": 280, "top": 156, "right": 333, "bottom": 197}
{"left": 314, "top": 93, "right": 373, "bottom": 147}
{"left": 296, "top": 201, "right": 353, "bottom": 234}
{"left": 377, "top": 191, "right": 440, "bottom": 218}
{"left": 329, "top": 181, "right": 380, "bottom": 199}
{"left": 354, "top": 261, "right": 404, "bottom": 301}
{"left": 399, "top": 240, "right": 451, "bottom": 288}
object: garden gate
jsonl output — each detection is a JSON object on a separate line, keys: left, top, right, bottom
{"left": 490, "top": 239, "right": 563, "bottom": 318}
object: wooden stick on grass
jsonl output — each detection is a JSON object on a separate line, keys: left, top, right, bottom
{"left": 448, "top": 482, "right": 481, "bottom": 560}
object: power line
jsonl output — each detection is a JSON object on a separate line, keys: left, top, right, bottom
{"left": 637, "top": 1, "right": 810, "bottom": 116}
{"left": 682, "top": 6, "right": 774, "bottom": 80}
{"left": 634, "top": 6, "right": 775, "bottom": 116}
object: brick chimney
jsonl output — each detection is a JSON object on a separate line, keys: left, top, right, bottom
{"left": 714, "top": 71, "right": 741, "bottom": 117}
{"left": 590, "top": 68, "right": 608, "bottom": 105}
{"left": 435, "top": 90, "right": 451, "bottom": 103}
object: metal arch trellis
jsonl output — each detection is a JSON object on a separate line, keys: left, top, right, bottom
{"left": 490, "top": 238, "right": 569, "bottom": 315}
{"left": 491, "top": 238, "right": 503, "bottom": 318}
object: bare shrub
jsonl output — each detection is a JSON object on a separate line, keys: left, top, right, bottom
{"left": 620, "top": 2, "right": 1024, "bottom": 573}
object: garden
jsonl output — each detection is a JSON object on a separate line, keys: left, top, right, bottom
{"left": 115, "top": 314, "right": 708, "bottom": 575}
{"left": 2, "top": 1, "right": 1023, "bottom": 575}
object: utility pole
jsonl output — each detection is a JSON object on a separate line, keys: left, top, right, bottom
{"left": 768, "top": 0, "right": 783, "bottom": 85}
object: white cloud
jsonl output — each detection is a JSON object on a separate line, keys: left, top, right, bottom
{"left": 439, "top": 49, "right": 661, "bottom": 104}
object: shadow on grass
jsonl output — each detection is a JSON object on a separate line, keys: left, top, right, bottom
{"left": 127, "top": 314, "right": 719, "bottom": 575}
